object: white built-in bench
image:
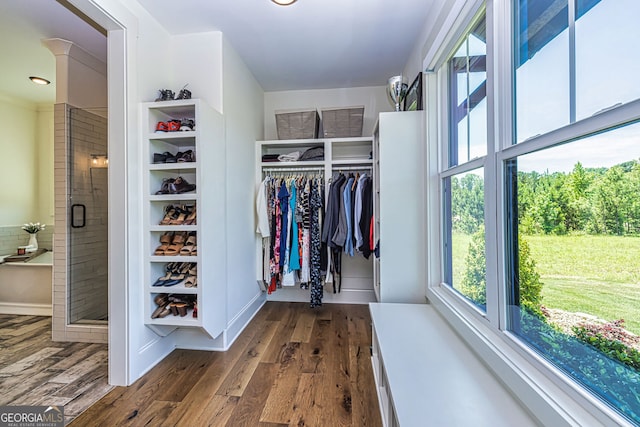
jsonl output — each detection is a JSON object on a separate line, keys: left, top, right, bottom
{"left": 369, "top": 303, "right": 539, "bottom": 427}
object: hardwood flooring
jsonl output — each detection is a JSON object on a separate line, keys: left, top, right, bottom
{"left": 71, "top": 301, "right": 383, "bottom": 427}
{"left": 0, "top": 314, "right": 112, "bottom": 425}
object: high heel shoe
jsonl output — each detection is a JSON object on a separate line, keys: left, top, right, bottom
{"left": 180, "top": 232, "right": 197, "bottom": 256}
{"left": 151, "top": 304, "right": 170, "bottom": 319}
{"left": 184, "top": 205, "right": 197, "bottom": 225}
{"left": 154, "top": 232, "right": 174, "bottom": 255}
{"left": 159, "top": 205, "right": 178, "bottom": 225}
{"left": 184, "top": 264, "right": 197, "bottom": 288}
{"left": 169, "top": 206, "right": 188, "bottom": 225}
{"left": 164, "top": 232, "right": 187, "bottom": 256}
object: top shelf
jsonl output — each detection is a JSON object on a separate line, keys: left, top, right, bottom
{"left": 144, "top": 99, "right": 198, "bottom": 114}
{"left": 260, "top": 136, "right": 373, "bottom": 147}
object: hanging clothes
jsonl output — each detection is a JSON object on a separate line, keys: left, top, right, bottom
{"left": 353, "top": 173, "right": 368, "bottom": 250}
{"left": 309, "top": 178, "right": 323, "bottom": 307}
{"left": 278, "top": 181, "right": 290, "bottom": 270}
{"left": 255, "top": 176, "right": 271, "bottom": 285}
{"left": 343, "top": 175, "right": 355, "bottom": 256}
{"left": 289, "top": 180, "right": 300, "bottom": 271}
{"left": 300, "top": 178, "right": 311, "bottom": 287}
{"left": 322, "top": 173, "right": 345, "bottom": 248}
{"left": 358, "top": 176, "right": 374, "bottom": 258}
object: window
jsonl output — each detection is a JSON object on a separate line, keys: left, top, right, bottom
{"left": 449, "top": 17, "right": 487, "bottom": 166}
{"left": 509, "top": 0, "right": 640, "bottom": 422}
{"left": 505, "top": 122, "right": 640, "bottom": 423}
{"left": 515, "top": 0, "right": 640, "bottom": 142}
{"left": 443, "top": 11, "right": 488, "bottom": 312}
{"left": 444, "top": 169, "right": 486, "bottom": 309}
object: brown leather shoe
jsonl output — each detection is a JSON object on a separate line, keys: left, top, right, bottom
{"left": 172, "top": 176, "right": 196, "bottom": 194}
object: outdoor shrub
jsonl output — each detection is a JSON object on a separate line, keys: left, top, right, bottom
{"left": 461, "top": 227, "right": 543, "bottom": 315}
{"left": 518, "top": 310, "right": 640, "bottom": 424}
{"left": 573, "top": 320, "right": 640, "bottom": 371}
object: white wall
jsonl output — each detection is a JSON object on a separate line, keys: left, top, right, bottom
{"left": 0, "top": 95, "right": 52, "bottom": 225}
{"left": 35, "top": 105, "right": 54, "bottom": 223}
{"left": 169, "top": 32, "right": 223, "bottom": 112}
{"left": 222, "top": 36, "right": 265, "bottom": 324}
{"left": 264, "top": 86, "right": 393, "bottom": 140}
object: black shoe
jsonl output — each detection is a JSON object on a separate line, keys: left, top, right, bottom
{"left": 179, "top": 118, "right": 195, "bottom": 131}
{"left": 176, "top": 86, "right": 191, "bottom": 100}
{"left": 155, "top": 89, "right": 175, "bottom": 102}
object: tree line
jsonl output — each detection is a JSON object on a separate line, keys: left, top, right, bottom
{"left": 451, "top": 159, "right": 640, "bottom": 236}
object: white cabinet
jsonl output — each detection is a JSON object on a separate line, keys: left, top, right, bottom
{"left": 142, "top": 99, "right": 225, "bottom": 338}
{"left": 255, "top": 137, "right": 376, "bottom": 304}
{"left": 373, "top": 111, "right": 425, "bottom": 303}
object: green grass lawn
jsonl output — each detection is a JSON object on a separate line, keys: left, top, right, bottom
{"left": 526, "top": 234, "right": 640, "bottom": 335}
{"left": 451, "top": 232, "right": 640, "bottom": 334}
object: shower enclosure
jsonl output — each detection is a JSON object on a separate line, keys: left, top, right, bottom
{"left": 67, "top": 106, "right": 108, "bottom": 324}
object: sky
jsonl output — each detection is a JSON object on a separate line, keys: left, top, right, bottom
{"left": 515, "top": 0, "right": 640, "bottom": 174}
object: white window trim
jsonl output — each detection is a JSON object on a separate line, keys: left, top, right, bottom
{"left": 425, "top": 1, "right": 638, "bottom": 425}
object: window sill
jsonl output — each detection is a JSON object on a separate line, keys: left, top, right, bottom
{"left": 427, "top": 285, "right": 632, "bottom": 427}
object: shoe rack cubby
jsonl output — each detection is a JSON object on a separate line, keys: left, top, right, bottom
{"left": 142, "top": 99, "right": 225, "bottom": 339}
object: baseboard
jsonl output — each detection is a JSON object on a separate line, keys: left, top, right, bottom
{"left": 222, "top": 293, "right": 266, "bottom": 350}
{"left": 173, "top": 292, "right": 266, "bottom": 351}
{"left": 266, "top": 287, "right": 376, "bottom": 304}
{"left": 0, "top": 302, "right": 52, "bottom": 316}
{"left": 132, "top": 335, "right": 177, "bottom": 385}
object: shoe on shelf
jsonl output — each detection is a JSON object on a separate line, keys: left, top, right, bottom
{"left": 180, "top": 232, "right": 197, "bottom": 256}
{"left": 155, "top": 178, "right": 176, "bottom": 195}
{"left": 155, "top": 121, "right": 168, "bottom": 133}
{"left": 165, "top": 232, "right": 187, "bottom": 256}
{"left": 153, "top": 232, "right": 174, "bottom": 256}
{"left": 176, "top": 85, "right": 192, "bottom": 100}
{"left": 159, "top": 205, "right": 178, "bottom": 225}
{"left": 177, "top": 150, "right": 195, "bottom": 163}
{"left": 184, "top": 263, "right": 197, "bottom": 287}
{"left": 151, "top": 304, "right": 170, "bottom": 319}
{"left": 172, "top": 176, "right": 196, "bottom": 194}
{"left": 153, "top": 151, "right": 177, "bottom": 164}
{"left": 167, "top": 119, "right": 181, "bottom": 132}
{"left": 169, "top": 206, "right": 189, "bottom": 225}
{"left": 184, "top": 204, "right": 197, "bottom": 225}
{"left": 179, "top": 118, "right": 195, "bottom": 131}
{"left": 154, "top": 293, "right": 169, "bottom": 306}
{"left": 155, "top": 89, "right": 175, "bottom": 102}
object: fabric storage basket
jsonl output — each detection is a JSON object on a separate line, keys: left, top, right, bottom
{"left": 321, "top": 106, "right": 364, "bottom": 138}
{"left": 275, "top": 109, "right": 320, "bottom": 140}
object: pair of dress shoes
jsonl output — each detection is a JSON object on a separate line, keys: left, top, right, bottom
{"left": 155, "top": 176, "right": 196, "bottom": 195}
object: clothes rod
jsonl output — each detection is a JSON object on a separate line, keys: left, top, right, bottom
{"left": 332, "top": 166, "right": 373, "bottom": 171}
{"left": 263, "top": 166, "right": 325, "bottom": 173}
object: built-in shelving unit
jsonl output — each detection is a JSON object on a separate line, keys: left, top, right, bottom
{"left": 255, "top": 136, "right": 376, "bottom": 304}
{"left": 373, "top": 111, "right": 425, "bottom": 303}
{"left": 142, "top": 99, "right": 225, "bottom": 338}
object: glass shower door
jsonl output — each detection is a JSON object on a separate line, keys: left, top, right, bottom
{"left": 68, "top": 107, "right": 109, "bottom": 324}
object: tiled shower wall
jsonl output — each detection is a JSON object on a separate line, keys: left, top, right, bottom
{"left": 53, "top": 103, "right": 108, "bottom": 343}
{"left": 0, "top": 225, "right": 53, "bottom": 256}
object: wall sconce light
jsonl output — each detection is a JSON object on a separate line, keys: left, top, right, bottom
{"left": 90, "top": 154, "right": 109, "bottom": 168}
{"left": 271, "top": 0, "right": 297, "bottom": 5}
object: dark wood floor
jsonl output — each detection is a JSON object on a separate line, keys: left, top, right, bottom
{"left": 0, "top": 314, "right": 111, "bottom": 424}
{"left": 71, "top": 301, "right": 383, "bottom": 426}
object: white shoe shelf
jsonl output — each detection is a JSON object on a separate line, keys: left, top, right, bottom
{"left": 142, "top": 99, "right": 225, "bottom": 338}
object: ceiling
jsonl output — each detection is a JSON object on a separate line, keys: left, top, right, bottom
{"left": 0, "top": 0, "right": 436, "bottom": 104}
